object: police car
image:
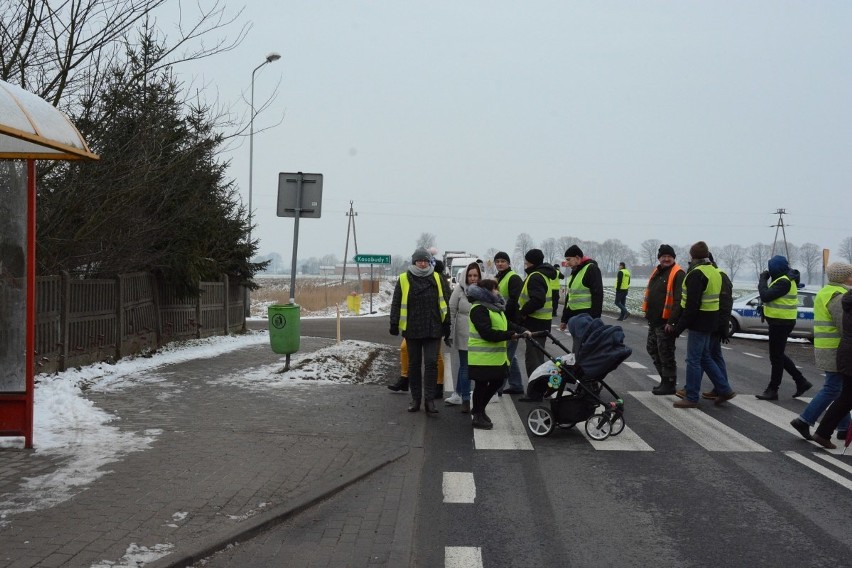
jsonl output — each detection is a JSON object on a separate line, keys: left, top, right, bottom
{"left": 728, "top": 288, "right": 817, "bottom": 340}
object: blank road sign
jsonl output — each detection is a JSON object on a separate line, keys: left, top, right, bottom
{"left": 277, "top": 172, "right": 323, "bottom": 218}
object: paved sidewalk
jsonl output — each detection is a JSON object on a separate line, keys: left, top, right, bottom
{"left": 0, "top": 336, "right": 420, "bottom": 568}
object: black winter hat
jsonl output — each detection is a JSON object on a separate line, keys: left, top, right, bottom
{"left": 494, "top": 251, "right": 511, "bottom": 262}
{"left": 565, "top": 245, "right": 583, "bottom": 258}
{"left": 411, "top": 247, "right": 431, "bottom": 263}
{"left": 657, "top": 244, "right": 676, "bottom": 259}
{"left": 524, "top": 249, "right": 544, "bottom": 265}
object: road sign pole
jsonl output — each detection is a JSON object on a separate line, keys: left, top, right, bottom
{"left": 369, "top": 263, "right": 374, "bottom": 313}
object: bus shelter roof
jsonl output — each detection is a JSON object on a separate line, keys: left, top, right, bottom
{"left": 0, "top": 79, "right": 98, "bottom": 161}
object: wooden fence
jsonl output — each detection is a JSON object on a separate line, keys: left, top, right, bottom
{"left": 34, "top": 272, "right": 245, "bottom": 373}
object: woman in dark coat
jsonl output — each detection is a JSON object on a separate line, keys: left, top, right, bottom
{"left": 466, "top": 279, "right": 529, "bottom": 429}
{"left": 389, "top": 248, "right": 450, "bottom": 414}
{"left": 813, "top": 289, "right": 852, "bottom": 449}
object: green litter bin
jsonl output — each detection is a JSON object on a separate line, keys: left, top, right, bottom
{"left": 268, "top": 304, "right": 300, "bottom": 355}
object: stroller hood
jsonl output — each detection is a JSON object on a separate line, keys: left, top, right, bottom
{"left": 567, "top": 314, "right": 633, "bottom": 380}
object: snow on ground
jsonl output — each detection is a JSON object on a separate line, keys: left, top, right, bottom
{"left": 0, "top": 327, "right": 394, "bottom": 527}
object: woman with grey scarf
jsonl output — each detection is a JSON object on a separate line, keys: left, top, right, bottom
{"left": 467, "top": 279, "right": 530, "bottom": 429}
{"left": 389, "top": 248, "right": 451, "bottom": 414}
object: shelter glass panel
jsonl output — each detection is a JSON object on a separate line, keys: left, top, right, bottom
{"left": 0, "top": 161, "right": 27, "bottom": 391}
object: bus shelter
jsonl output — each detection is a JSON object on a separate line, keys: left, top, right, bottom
{"left": 0, "top": 79, "right": 98, "bottom": 448}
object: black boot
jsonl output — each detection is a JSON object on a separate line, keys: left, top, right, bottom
{"left": 755, "top": 388, "right": 778, "bottom": 400}
{"left": 424, "top": 399, "right": 438, "bottom": 414}
{"left": 407, "top": 399, "right": 420, "bottom": 412}
{"left": 471, "top": 413, "right": 493, "bottom": 429}
{"left": 793, "top": 380, "right": 813, "bottom": 398}
{"left": 388, "top": 376, "right": 409, "bottom": 392}
{"left": 652, "top": 377, "right": 677, "bottom": 395}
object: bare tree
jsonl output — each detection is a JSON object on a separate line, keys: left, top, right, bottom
{"left": 514, "top": 232, "right": 535, "bottom": 275}
{"left": 640, "top": 239, "right": 662, "bottom": 266}
{"left": 540, "top": 238, "right": 559, "bottom": 264}
{"left": 416, "top": 232, "right": 437, "bottom": 250}
{"left": 839, "top": 236, "right": 852, "bottom": 263}
{"left": 716, "top": 244, "right": 745, "bottom": 282}
{"left": 798, "top": 242, "right": 821, "bottom": 284}
{"left": 597, "top": 238, "right": 632, "bottom": 275}
{"left": 674, "top": 244, "right": 690, "bottom": 263}
{"left": 748, "top": 243, "right": 771, "bottom": 281}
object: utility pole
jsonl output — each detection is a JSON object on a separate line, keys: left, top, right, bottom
{"left": 341, "top": 202, "right": 362, "bottom": 287}
{"left": 769, "top": 208, "right": 790, "bottom": 258}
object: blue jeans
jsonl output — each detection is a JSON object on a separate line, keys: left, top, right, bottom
{"left": 456, "top": 349, "right": 471, "bottom": 401}
{"left": 800, "top": 371, "right": 851, "bottom": 432}
{"left": 708, "top": 335, "right": 729, "bottom": 384}
{"left": 684, "top": 330, "right": 732, "bottom": 402}
{"left": 504, "top": 339, "right": 524, "bottom": 391}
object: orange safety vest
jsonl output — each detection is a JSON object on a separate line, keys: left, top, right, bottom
{"left": 642, "top": 263, "right": 684, "bottom": 320}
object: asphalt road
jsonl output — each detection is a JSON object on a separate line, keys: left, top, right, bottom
{"left": 242, "top": 313, "right": 852, "bottom": 567}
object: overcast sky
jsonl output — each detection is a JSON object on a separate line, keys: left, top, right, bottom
{"left": 164, "top": 1, "right": 851, "bottom": 263}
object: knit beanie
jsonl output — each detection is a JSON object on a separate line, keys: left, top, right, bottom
{"left": 411, "top": 247, "right": 431, "bottom": 263}
{"left": 657, "top": 244, "right": 676, "bottom": 259}
{"left": 767, "top": 255, "right": 789, "bottom": 277}
{"left": 565, "top": 245, "right": 583, "bottom": 258}
{"left": 689, "top": 241, "right": 710, "bottom": 260}
{"left": 494, "top": 251, "right": 511, "bottom": 262}
{"left": 524, "top": 249, "right": 544, "bottom": 265}
{"left": 826, "top": 262, "right": 852, "bottom": 284}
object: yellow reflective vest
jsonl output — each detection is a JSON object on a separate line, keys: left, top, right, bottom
{"left": 680, "top": 264, "right": 721, "bottom": 312}
{"left": 398, "top": 272, "right": 448, "bottom": 331}
{"left": 519, "top": 271, "right": 553, "bottom": 320}
{"left": 764, "top": 275, "right": 797, "bottom": 320}
{"left": 814, "top": 284, "right": 846, "bottom": 349}
{"left": 468, "top": 304, "right": 509, "bottom": 366}
{"left": 567, "top": 263, "right": 592, "bottom": 310}
{"left": 617, "top": 268, "right": 630, "bottom": 290}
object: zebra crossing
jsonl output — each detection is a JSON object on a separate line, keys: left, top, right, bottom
{"left": 468, "top": 358, "right": 852, "bottom": 490}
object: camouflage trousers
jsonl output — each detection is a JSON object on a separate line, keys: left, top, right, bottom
{"left": 646, "top": 324, "right": 677, "bottom": 380}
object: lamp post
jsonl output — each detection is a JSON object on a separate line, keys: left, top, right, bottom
{"left": 246, "top": 52, "right": 281, "bottom": 316}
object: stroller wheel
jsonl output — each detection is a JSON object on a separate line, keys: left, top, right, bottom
{"left": 585, "top": 413, "right": 612, "bottom": 440}
{"left": 609, "top": 414, "right": 625, "bottom": 437}
{"left": 527, "top": 406, "right": 555, "bottom": 437}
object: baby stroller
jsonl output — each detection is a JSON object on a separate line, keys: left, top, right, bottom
{"left": 523, "top": 314, "right": 632, "bottom": 440}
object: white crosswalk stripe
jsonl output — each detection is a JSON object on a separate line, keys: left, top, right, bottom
{"left": 623, "top": 361, "right": 647, "bottom": 369}
{"left": 784, "top": 452, "right": 852, "bottom": 491}
{"left": 631, "top": 391, "right": 770, "bottom": 452}
{"left": 579, "top": 423, "right": 654, "bottom": 451}
{"left": 473, "top": 395, "right": 533, "bottom": 450}
{"left": 729, "top": 396, "right": 846, "bottom": 455}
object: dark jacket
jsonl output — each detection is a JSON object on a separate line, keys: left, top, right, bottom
{"left": 644, "top": 263, "right": 685, "bottom": 326}
{"left": 518, "top": 263, "right": 558, "bottom": 330}
{"left": 495, "top": 267, "right": 524, "bottom": 323}
{"left": 467, "top": 286, "right": 526, "bottom": 382}
{"left": 716, "top": 270, "right": 733, "bottom": 338}
{"left": 389, "top": 269, "right": 450, "bottom": 339}
{"left": 560, "top": 258, "right": 604, "bottom": 324}
{"left": 671, "top": 260, "right": 718, "bottom": 335}
{"left": 837, "top": 290, "right": 852, "bottom": 376}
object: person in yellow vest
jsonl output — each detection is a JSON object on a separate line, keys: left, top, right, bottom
{"left": 614, "top": 261, "right": 631, "bottom": 321}
{"left": 790, "top": 262, "right": 852, "bottom": 440}
{"left": 813, "top": 288, "right": 852, "bottom": 449}
{"left": 389, "top": 247, "right": 450, "bottom": 414}
{"left": 494, "top": 251, "right": 525, "bottom": 395}
{"left": 668, "top": 241, "right": 736, "bottom": 408}
{"left": 642, "top": 244, "right": 685, "bottom": 395}
{"left": 754, "top": 255, "right": 813, "bottom": 400}
{"left": 550, "top": 264, "right": 562, "bottom": 318}
{"left": 516, "top": 249, "right": 558, "bottom": 393}
{"left": 466, "top": 279, "right": 530, "bottom": 429}
{"left": 559, "top": 245, "right": 603, "bottom": 331}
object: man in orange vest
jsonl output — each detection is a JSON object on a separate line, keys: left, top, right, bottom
{"left": 642, "top": 244, "right": 685, "bottom": 395}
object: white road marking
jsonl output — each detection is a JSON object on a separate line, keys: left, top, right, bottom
{"left": 474, "top": 395, "right": 534, "bottom": 450}
{"left": 721, "top": 346, "right": 732, "bottom": 350}
{"left": 743, "top": 352, "right": 762, "bottom": 358}
{"left": 784, "top": 452, "right": 852, "bottom": 491}
{"left": 442, "top": 472, "right": 476, "bottom": 504}
{"left": 730, "top": 397, "right": 845, "bottom": 454}
{"left": 647, "top": 374, "right": 661, "bottom": 384}
{"left": 631, "top": 391, "right": 770, "bottom": 452}
{"left": 812, "top": 452, "right": 852, "bottom": 475}
{"left": 579, "top": 421, "right": 655, "bottom": 451}
{"left": 624, "top": 361, "right": 647, "bottom": 369}
{"left": 446, "top": 547, "right": 484, "bottom": 568}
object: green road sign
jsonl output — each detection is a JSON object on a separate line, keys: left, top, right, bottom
{"left": 354, "top": 254, "right": 391, "bottom": 264}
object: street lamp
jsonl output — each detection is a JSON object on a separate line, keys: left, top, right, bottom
{"left": 246, "top": 52, "right": 281, "bottom": 316}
